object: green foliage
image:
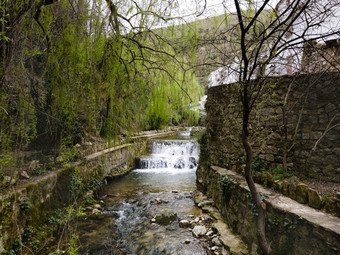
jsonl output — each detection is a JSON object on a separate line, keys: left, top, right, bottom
{"left": 86, "top": 177, "right": 102, "bottom": 191}
{"left": 67, "top": 234, "right": 79, "bottom": 255}
{"left": 219, "top": 175, "right": 237, "bottom": 201}
{"left": 30, "top": 240, "right": 40, "bottom": 254}
{"left": 20, "top": 197, "right": 32, "bottom": 214}
{"left": 22, "top": 225, "right": 34, "bottom": 243}
{"left": 0, "top": 0, "right": 204, "bottom": 160}
{"left": 247, "top": 192, "right": 268, "bottom": 216}
{"left": 49, "top": 249, "right": 64, "bottom": 255}
{"left": 11, "top": 238, "right": 22, "bottom": 254}
{"left": 48, "top": 205, "right": 85, "bottom": 231}
{"left": 251, "top": 155, "right": 270, "bottom": 172}
{"left": 32, "top": 165, "right": 46, "bottom": 176}
{"left": 271, "top": 166, "right": 283, "bottom": 180}
{"left": 321, "top": 192, "right": 332, "bottom": 202}
{"left": 70, "top": 168, "right": 84, "bottom": 199}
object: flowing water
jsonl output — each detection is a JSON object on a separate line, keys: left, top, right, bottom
{"left": 76, "top": 134, "right": 210, "bottom": 255}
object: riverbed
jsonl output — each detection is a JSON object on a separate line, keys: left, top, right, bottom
{"left": 75, "top": 137, "right": 214, "bottom": 255}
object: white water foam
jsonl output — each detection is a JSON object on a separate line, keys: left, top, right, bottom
{"left": 136, "top": 140, "right": 199, "bottom": 174}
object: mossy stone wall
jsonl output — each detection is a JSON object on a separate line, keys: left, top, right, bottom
{"left": 0, "top": 130, "right": 176, "bottom": 252}
{"left": 197, "top": 164, "right": 340, "bottom": 254}
{"left": 206, "top": 72, "right": 340, "bottom": 180}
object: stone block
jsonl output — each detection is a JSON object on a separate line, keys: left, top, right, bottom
{"left": 308, "top": 188, "right": 322, "bottom": 209}
{"left": 282, "top": 180, "right": 290, "bottom": 196}
{"left": 288, "top": 176, "right": 299, "bottom": 200}
{"left": 273, "top": 180, "right": 282, "bottom": 192}
{"left": 253, "top": 172, "right": 262, "bottom": 183}
{"left": 154, "top": 210, "right": 177, "bottom": 225}
{"left": 262, "top": 172, "right": 274, "bottom": 188}
{"left": 324, "top": 198, "right": 337, "bottom": 215}
{"left": 296, "top": 183, "right": 309, "bottom": 204}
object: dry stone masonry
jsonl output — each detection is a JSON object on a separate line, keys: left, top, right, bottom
{"left": 198, "top": 72, "right": 340, "bottom": 254}
{"left": 205, "top": 72, "right": 340, "bottom": 181}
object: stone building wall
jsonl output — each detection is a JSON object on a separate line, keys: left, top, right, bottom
{"left": 301, "top": 40, "right": 340, "bottom": 74}
{"left": 205, "top": 72, "right": 340, "bottom": 180}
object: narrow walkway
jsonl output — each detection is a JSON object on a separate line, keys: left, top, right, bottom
{"left": 212, "top": 166, "right": 340, "bottom": 235}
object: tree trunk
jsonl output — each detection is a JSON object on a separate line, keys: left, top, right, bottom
{"left": 242, "top": 101, "right": 273, "bottom": 255}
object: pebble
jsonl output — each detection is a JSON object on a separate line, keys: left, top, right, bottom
{"left": 206, "top": 230, "right": 214, "bottom": 236}
{"left": 20, "top": 171, "right": 30, "bottom": 179}
{"left": 192, "top": 225, "right": 207, "bottom": 238}
{"left": 92, "top": 208, "right": 101, "bottom": 215}
{"left": 198, "top": 200, "right": 214, "bottom": 207}
{"left": 179, "top": 220, "right": 191, "bottom": 228}
{"left": 93, "top": 204, "right": 101, "bottom": 209}
{"left": 212, "top": 237, "right": 222, "bottom": 246}
{"left": 185, "top": 239, "right": 191, "bottom": 244}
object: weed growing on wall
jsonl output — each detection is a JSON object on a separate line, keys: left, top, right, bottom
{"left": 20, "top": 197, "right": 32, "bottom": 215}
{"left": 219, "top": 175, "right": 238, "bottom": 201}
{"left": 251, "top": 155, "right": 270, "bottom": 172}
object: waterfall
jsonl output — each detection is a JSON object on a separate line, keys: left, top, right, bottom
{"left": 178, "top": 127, "right": 192, "bottom": 137}
{"left": 136, "top": 139, "right": 199, "bottom": 174}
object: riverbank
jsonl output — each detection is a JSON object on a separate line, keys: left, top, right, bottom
{"left": 0, "top": 128, "right": 205, "bottom": 253}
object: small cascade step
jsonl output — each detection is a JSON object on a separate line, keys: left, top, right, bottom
{"left": 136, "top": 139, "right": 199, "bottom": 171}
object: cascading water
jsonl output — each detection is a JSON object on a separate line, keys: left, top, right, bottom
{"left": 136, "top": 139, "right": 199, "bottom": 173}
{"left": 179, "top": 127, "right": 192, "bottom": 137}
{"left": 76, "top": 136, "right": 210, "bottom": 255}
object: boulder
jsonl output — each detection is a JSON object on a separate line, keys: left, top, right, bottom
{"left": 154, "top": 210, "right": 177, "bottom": 225}
{"left": 296, "top": 183, "right": 309, "bottom": 204}
{"left": 192, "top": 225, "right": 207, "bottom": 237}
{"left": 2, "top": 176, "right": 16, "bottom": 187}
{"left": 308, "top": 188, "right": 322, "bottom": 209}
{"left": 282, "top": 180, "right": 290, "bottom": 196}
{"left": 288, "top": 176, "right": 299, "bottom": 200}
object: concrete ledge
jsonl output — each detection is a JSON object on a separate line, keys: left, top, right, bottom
{"left": 198, "top": 165, "right": 340, "bottom": 254}
{"left": 211, "top": 166, "right": 340, "bottom": 235}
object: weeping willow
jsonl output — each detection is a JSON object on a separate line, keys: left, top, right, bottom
{"left": 0, "top": 0, "right": 203, "bottom": 154}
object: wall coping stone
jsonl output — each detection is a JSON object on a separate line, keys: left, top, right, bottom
{"left": 13, "top": 130, "right": 177, "bottom": 193}
{"left": 130, "top": 130, "right": 177, "bottom": 140}
{"left": 85, "top": 143, "right": 133, "bottom": 161}
{"left": 211, "top": 166, "right": 340, "bottom": 235}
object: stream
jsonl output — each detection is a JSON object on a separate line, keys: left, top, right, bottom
{"left": 76, "top": 131, "right": 212, "bottom": 255}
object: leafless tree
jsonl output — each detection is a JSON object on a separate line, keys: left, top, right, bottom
{"left": 197, "top": 0, "right": 340, "bottom": 254}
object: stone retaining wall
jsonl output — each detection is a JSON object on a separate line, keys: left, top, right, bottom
{"left": 197, "top": 164, "right": 340, "bottom": 254}
{"left": 0, "top": 130, "right": 176, "bottom": 252}
{"left": 206, "top": 72, "right": 340, "bottom": 180}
